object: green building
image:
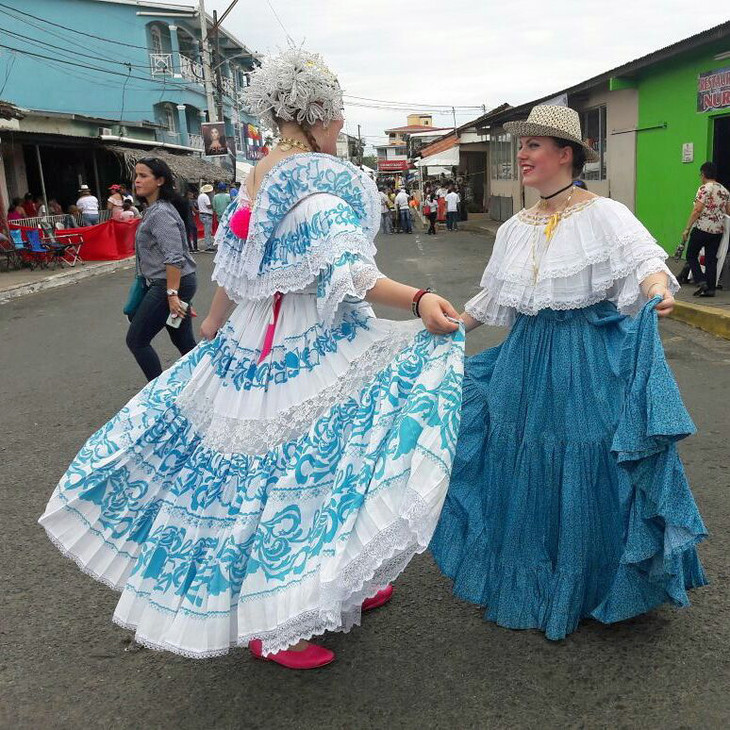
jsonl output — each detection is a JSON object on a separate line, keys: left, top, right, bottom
{"left": 634, "top": 24, "right": 730, "bottom": 251}
{"left": 469, "top": 21, "right": 730, "bottom": 254}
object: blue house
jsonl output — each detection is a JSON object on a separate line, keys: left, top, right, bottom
{"left": 0, "top": 0, "right": 263, "bottom": 208}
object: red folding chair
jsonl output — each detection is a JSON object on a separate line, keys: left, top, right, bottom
{"left": 54, "top": 230, "right": 85, "bottom": 267}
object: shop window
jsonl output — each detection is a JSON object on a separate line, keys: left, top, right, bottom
{"left": 490, "top": 133, "right": 514, "bottom": 180}
{"left": 580, "top": 106, "right": 606, "bottom": 181}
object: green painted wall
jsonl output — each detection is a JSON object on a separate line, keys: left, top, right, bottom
{"left": 635, "top": 41, "right": 730, "bottom": 252}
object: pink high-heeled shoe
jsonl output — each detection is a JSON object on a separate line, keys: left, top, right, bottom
{"left": 362, "top": 584, "right": 394, "bottom": 612}
{"left": 248, "top": 639, "right": 335, "bottom": 670}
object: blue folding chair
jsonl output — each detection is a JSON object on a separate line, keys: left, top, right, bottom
{"left": 24, "top": 229, "right": 53, "bottom": 269}
{"left": 9, "top": 229, "right": 31, "bottom": 269}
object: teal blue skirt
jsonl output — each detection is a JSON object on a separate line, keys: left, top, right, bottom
{"left": 430, "top": 299, "right": 708, "bottom": 640}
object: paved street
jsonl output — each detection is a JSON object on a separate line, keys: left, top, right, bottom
{"left": 2, "top": 224, "right": 730, "bottom": 730}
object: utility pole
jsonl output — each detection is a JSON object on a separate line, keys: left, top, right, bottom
{"left": 452, "top": 106, "right": 457, "bottom": 132}
{"left": 212, "top": 9, "right": 225, "bottom": 123}
{"left": 198, "top": 0, "right": 217, "bottom": 122}
{"left": 357, "top": 124, "right": 362, "bottom": 166}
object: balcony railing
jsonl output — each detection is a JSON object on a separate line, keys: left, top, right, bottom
{"left": 179, "top": 54, "right": 204, "bottom": 83}
{"left": 149, "top": 53, "right": 203, "bottom": 83}
{"left": 187, "top": 133, "right": 203, "bottom": 150}
{"left": 221, "top": 76, "right": 236, "bottom": 99}
{"left": 150, "top": 53, "right": 173, "bottom": 76}
{"left": 156, "top": 129, "right": 182, "bottom": 146}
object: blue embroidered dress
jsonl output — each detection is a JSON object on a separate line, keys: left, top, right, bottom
{"left": 39, "top": 154, "right": 464, "bottom": 657}
{"left": 430, "top": 197, "right": 708, "bottom": 640}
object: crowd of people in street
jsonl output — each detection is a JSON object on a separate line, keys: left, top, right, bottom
{"left": 377, "top": 179, "right": 466, "bottom": 236}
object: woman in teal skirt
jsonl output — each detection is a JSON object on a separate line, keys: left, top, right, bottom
{"left": 431, "top": 105, "right": 707, "bottom": 640}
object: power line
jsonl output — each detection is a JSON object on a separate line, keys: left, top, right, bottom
{"left": 0, "top": 42, "right": 197, "bottom": 91}
{"left": 343, "top": 93, "right": 483, "bottom": 110}
{"left": 264, "top": 0, "right": 294, "bottom": 43}
{"left": 0, "top": 1, "right": 157, "bottom": 51}
{"left": 0, "top": 25, "right": 151, "bottom": 70}
{"left": 0, "top": 50, "right": 17, "bottom": 96}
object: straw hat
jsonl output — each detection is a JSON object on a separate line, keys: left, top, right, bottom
{"left": 504, "top": 105, "right": 600, "bottom": 162}
{"left": 78, "top": 184, "right": 91, "bottom": 192}
{"left": 200, "top": 184, "right": 214, "bottom": 194}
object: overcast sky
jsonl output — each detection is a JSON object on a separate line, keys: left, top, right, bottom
{"left": 207, "top": 1, "right": 730, "bottom": 151}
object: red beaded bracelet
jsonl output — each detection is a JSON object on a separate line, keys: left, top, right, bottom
{"left": 412, "top": 287, "right": 433, "bottom": 317}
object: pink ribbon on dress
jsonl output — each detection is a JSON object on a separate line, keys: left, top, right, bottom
{"left": 258, "top": 292, "right": 284, "bottom": 363}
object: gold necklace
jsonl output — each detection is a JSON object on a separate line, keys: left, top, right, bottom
{"left": 277, "top": 137, "right": 312, "bottom": 152}
{"left": 531, "top": 187, "right": 576, "bottom": 283}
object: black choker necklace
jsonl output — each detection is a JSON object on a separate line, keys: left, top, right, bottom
{"left": 540, "top": 182, "right": 574, "bottom": 200}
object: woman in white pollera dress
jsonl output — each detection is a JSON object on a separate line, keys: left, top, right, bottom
{"left": 39, "top": 48, "right": 465, "bottom": 670}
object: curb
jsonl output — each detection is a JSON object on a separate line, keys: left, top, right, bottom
{"left": 669, "top": 300, "right": 730, "bottom": 340}
{"left": 0, "top": 258, "right": 135, "bottom": 305}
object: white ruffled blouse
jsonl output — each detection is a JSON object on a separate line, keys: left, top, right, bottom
{"left": 465, "top": 197, "right": 679, "bottom": 327}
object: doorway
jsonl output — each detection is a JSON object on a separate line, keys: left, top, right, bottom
{"left": 712, "top": 115, "right": 730, "bottom": 189}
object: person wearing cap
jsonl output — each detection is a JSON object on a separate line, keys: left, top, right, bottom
{"left": 107, "top": 184, "right": 125, "bottom": 221}
{"left": 75, "top": 185, "right": 100, "bottom": 226}
{"left": 38, "top": 47, "right": 464, "bottom": 671}
{"left": 118, "top": 183, "right": 134, "bottom": 204}
{"left": 431, "top": 104, "right": 706, "bottom": 641}
{"left": 197, "top": 183, "right": 215, "bottom": 251}
{"left": 212, "top": 181, "right": 232, "bottom": 223}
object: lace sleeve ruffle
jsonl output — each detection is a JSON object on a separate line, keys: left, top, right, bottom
{"left": 212, "top": 193, "right": 379, "bottom": 303}
{"left": 464, "top": 288, "right": 514, "bottom": 327}
{"left": 614, "top": 257, "right": 679, "bottom": 316}
{"left": 316, "top": 249, "right": 385, "bottom": 326}
{"left": 212, "top": 196, "right": 247, "bottom": 296}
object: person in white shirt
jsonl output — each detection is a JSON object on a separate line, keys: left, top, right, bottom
{"left": 445, "top": 187, "right": 460, "bottom": 231}
{"left": 76, "top": 185, "right": 100, "bottom": 226}
{"left": 197, "top": 184, "right": 215, "bottom": 251}
{"left": 379, "top": 190, "right": 393, "bottom": 234}
{"left": 394, "top": 188, "right": 412, "bottom": 234}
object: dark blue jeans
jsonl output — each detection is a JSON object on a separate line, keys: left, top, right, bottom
{"left": 126, "top": 273, "right": 197, "bottom": 381}
{"left": 399, "top": 208, "right": 412, "bottom": 233}
{"left": 446, "top": 211, "right": 458, "bottom": 230}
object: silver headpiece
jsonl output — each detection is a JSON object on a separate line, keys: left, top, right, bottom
{"left": 245, "top": 47, "right": 344, "bottom": 129}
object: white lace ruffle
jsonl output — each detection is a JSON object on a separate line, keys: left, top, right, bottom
{"left": 466, "top": 198, "right": 680, "bottom": 326}
{"left": 212, "top": 155, "right": 382, "bottom": 303}
{"left": 317, "top": 260, "right": 385, "bottom": 327}
{"left": 108, "top": 481, "right": 439, "bottom": 657}
{"left": 178, "top": 322, "right": 419, "bottom": 454}
{"left": 46, "top": 481, "right": 446, "bottom": 658}
{"left": 213, "top": 222, "right": 379, "bottom": 304}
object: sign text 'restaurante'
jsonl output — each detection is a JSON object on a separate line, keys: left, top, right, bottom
{"left": 698, "top": 68, "right": 730, "bottom": 112}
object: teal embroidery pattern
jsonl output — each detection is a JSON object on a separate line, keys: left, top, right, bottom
{"left": 40, "top": 317, "right": 465, "bottom": 657}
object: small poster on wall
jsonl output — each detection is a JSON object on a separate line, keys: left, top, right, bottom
{"left": 682, "top": 142, "right": 694, "bottom": 163}
{"left": 201, "top": 122, "right": 229, "bottom": 156}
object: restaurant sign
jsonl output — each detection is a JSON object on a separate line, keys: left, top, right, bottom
{"left": 697, "top": 68, "right": 730, "bottom": 112}
{"left": 378, "top": 159, "right": 409, "bottom": 172}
